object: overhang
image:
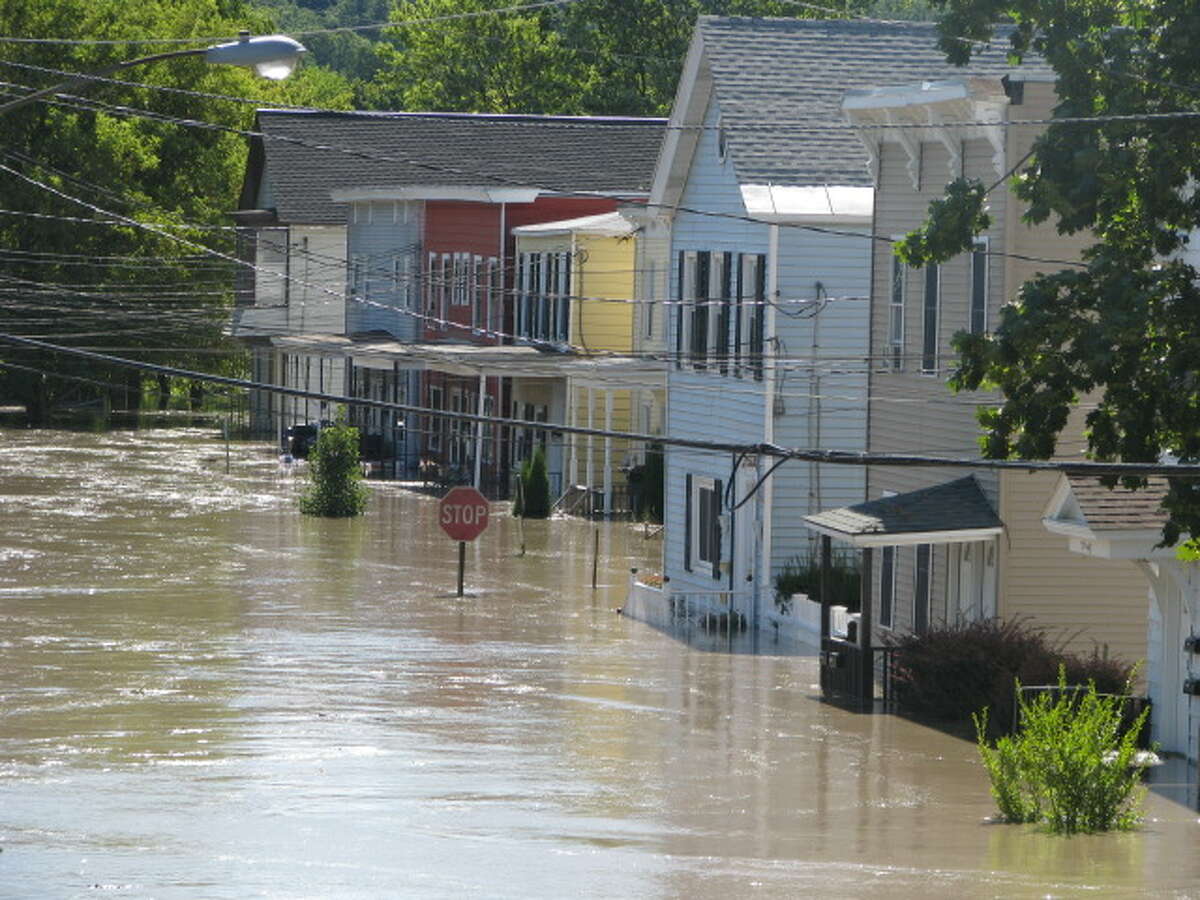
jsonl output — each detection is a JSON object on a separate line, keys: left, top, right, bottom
{"left": 804, "top": 476, "right": 1003, "bottom": 547}
{"left": 272, "top": 334, "right": 665, "bottom": 388}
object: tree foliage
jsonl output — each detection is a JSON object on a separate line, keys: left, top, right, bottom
{"left": 0, "top": 0, "right": 352, "bottom": 420}
{"left": 900, "top": 1, "right": 1200, "bottom": 545}
{"left": 365, "top": 0, "right": 940, "bottom": 116}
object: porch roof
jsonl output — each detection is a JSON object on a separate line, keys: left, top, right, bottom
{"left": 1041, "top": 474, "right": 1175, "bottom": 560}
{"left": 271, "top": 333, "right": 665, "bottom": 388}
{"left": 803, "top": 476, "right": 1002, "bottom": 547}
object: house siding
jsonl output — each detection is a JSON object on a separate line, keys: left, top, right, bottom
{"left": 344, "top": 201, "right": 423, "bottom": 339}
{"left": 664, "top": 94, "right": 870, "bottom": 601}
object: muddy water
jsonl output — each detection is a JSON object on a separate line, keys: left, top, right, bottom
{"left": 1, "top": 427, "right": 1198, "bottom": 899}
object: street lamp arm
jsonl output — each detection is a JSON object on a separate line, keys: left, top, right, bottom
{"left": 0, "top": 33, "right": 305, "bottom": 117}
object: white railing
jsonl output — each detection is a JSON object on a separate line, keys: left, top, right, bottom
{"left": 623, "top": 569, "right": 752, "bottom": 633}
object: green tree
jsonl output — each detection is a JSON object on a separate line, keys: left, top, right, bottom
{"left": 898, "top": 1, "right": 1200, "bottom": 546}
{"left": 299, "top": 423, "right": 369, "bottom": 516}
{"left": 0, "top": 0, "right": 353, "bottom": 420}
{"left": 365, "top": 0, "right": 930, "bottom": 116}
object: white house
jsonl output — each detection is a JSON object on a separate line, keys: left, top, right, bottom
{"left": 632, "top": 17, "right": 1032, "bottom": 641}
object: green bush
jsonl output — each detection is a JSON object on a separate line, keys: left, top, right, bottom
{"left": 299, "top": 423, "right": 369, "bottom": 518}
{"left": 773, "top": 551, "right": 861, "bottom": 614}
{"left": 975, "top": 669, "right": 1150, "bottom": 834}
{"left": 886, "top": 617, "right": 1134, "bottom": 733}
{"left": 514, "top": 446, "right": 550, "bottom": 519}
{"left": 635, "top": 443, "right": 664, "bottom": 523}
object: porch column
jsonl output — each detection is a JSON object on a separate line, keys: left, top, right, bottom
{"left": 567, "top": 382, "right": 578, "bottom": 486}
{"left": 586, "top": 386, "right": 595, "bottom": 498}
{"left": 859, "top": 547, "right": 874, "bottom": 705}
{"left": 473, "top": 371, "right": 486, "bottom": 489}
{"left": 819, "top": 535, "right": 831, "bottom": 642}
{"left": 603, "top": 388, "right": 613, "bottom": 516}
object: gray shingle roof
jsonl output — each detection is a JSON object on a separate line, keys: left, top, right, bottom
{"left": 804, "top": 476, "right": 1002, "bottom": 540}
{"left": 698, "top": 17, "right": 1046, "bottom": 187}
{"left": 1065, "top": 476, "right": 1169, "bottom": 531}
{"left": 244, "top": 111, "right": 667, "bottom": 224}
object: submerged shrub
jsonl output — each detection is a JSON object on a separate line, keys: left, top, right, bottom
{"left": 514, "top": 446, "right": 550, "bottom": 519}
{"left": 975, "top": 669, "right": 1150, "bottom": 834}
{"left": 886, "top": 617, "right": 1135, "bottom": 734}
{"left": 299, "top": 423, "right": 368, "bottom": 518}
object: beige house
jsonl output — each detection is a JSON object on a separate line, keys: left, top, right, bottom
{"left": 805, "top": 73, "right": 1147, "bottom": 672}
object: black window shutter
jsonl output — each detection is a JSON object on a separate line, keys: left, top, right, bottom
{"left": 684, "top": 473, "right": 693, "bottom": 572}
{"left": 734, "top": 253, "right": 744, "bottom": 377}
{"left": 675, "top": 252, "right": 685, "bottom": 370}
{"left": 711, "top": 478, "right": 723, "bottom": 580}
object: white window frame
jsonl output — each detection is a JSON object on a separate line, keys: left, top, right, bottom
{"left": 920, "top": 262, "right": 940, "bottom": 374}
{"left": 970, "top": 238, "right": 989, "bottom": 335}
{"left": 888, "top": 245, "right": 905, "bottom": 371}
{"left": 690, "top": 476, "right": 720, "bottom": 572}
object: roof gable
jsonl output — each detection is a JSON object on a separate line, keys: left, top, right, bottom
{"left": 653, "top": 16, "right": 1037, "bottom": 211}
{"left": 247, "top": 111, "right": 667, "bottom": 225}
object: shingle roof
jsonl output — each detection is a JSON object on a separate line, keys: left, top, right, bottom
{"left": 804, "top": 476, "right": 1002, "bottom": 541}
{"left": 245, "top": 111, "right": 667, "bottom": 224}
{"left": 697, "top": 17, "right": 1047, "bottom": 187}
{"left": 1065, "top": 476, "right": 1169, "bottom": 531}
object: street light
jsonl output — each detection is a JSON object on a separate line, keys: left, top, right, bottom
{"left": 0, "top": 32, "right": 306, "bottom": 116}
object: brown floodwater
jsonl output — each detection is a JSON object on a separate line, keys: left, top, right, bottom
{"left": 1, "top": 426, "right": 1198, "bottom": 899}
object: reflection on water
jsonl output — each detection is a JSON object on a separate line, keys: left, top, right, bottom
{"left": 1, "top": 427, "right": 1198, "bottom": 899}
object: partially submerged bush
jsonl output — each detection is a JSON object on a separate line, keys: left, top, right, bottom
{"left": 886, "top": 617, "right": 1134, "bottom": 733}
{"left": 513, "top": 446, "right": 550, "bottom": 519}
{"left": 299, "top": 423, "right": 368, "bottom": 518}
{"left": 975, "top": 669, "right": 1150, "bottom": 834}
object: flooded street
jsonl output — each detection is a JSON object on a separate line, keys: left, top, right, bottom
{"left": 1, "top": 427, "right": 1198, "bottom": 898}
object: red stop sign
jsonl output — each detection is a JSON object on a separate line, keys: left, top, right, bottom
{"left": 439, "top": 486, "right": 490, "bottom": 542}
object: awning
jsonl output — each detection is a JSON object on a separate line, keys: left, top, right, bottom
{"left": 271, "top": 333, "right": 666, "bottom": 388}
{"left": 803, "top": 476, "right": 1003, "bottom": 547}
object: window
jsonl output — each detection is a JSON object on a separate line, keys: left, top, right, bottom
{"left": 350, "top": 253, "right": 367, "bottom": 302}
{"left": 473, "top": 256, "right": 486, "bottom": 331}
{"left": 970, "top": 239, "right": 988, "bottom": 335}
{"left": 715, "top": 251, "right": 732, "bottom": 375}
{"left": 921, "top": 263, "right": 940, "bottom": 373}
{"left": 515, "top": 251, "right": 570, "bottom": 344}
{"left": 914, "top": 543, "right": 931, "bottom": 633}
{"left": 740, "top": 253, "right": 766, "bottom": 382}
{"left": 690, "top": 251, "right": 710, "bottom": 368}
{"left": 684, "top": 475, "right": 723, "bottom": 578}
{"left": 716, "top": 116, "right": 728, "bottom": 163}
{"left": 888, "top": 251, "right": 905, "bottom": 370}
{"left": 880, "top": 545, "right": 896, "bottom": 629}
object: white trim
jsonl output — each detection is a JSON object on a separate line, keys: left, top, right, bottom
{"left": 803, "top": 522, "right": 1003, "bottom": 547}
{"left": 332, "top": 186, "right": 542, "bottom": 204}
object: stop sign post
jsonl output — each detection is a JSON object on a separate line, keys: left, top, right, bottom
{"left": 440, "top": 486, "right": 489, "bottom": 596}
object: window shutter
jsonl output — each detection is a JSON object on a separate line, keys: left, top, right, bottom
{"left": 711, "top": 479, "right": 723, "bottom": 580}
{"left": 684, "top": 474, "right": 693, "bottom": 572}
{"left": 675, "top": 252, "right": 685, "bottom": 370}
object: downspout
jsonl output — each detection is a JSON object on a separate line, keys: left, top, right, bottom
{"left": 759, "top": 223, "right": 780, "bottom": 621}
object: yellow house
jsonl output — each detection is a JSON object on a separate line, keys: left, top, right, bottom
{"left": 511, "top": 212, "right": 662, "bottom": 514}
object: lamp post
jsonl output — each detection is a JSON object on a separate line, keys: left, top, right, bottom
{"left": 0, "top": 32, "right": 306, "bottom": 117}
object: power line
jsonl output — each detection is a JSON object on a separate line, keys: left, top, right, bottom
{"left": 3, "top": 330, "right": 1198, "bottom": 480}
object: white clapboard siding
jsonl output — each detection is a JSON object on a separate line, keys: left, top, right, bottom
{"left": 286, "top": 225, "right": 347, "bottom": 335}
{"left": 663, "top": 95, "right": 871, "bottom": 590}
{"left": 344, "top": 201, "right": 424, "bottom": 339}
